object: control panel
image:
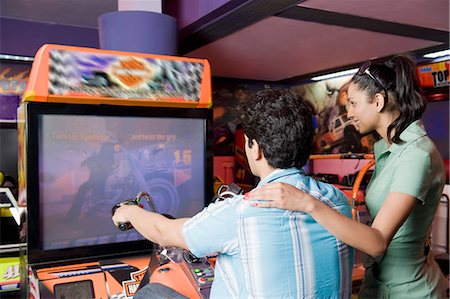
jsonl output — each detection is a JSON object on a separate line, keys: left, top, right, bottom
{"left": 183, "top": 251, "right": 214, "bottom": 286}
{"left": 181, "top": 251, "right": 214, "bottom": 298}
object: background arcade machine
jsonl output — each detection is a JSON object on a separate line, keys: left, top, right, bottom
{"left": 308, "top": 153, "right": 375, "bottom": 293}
{"left": 18, "top": 44, "right": 215, "bottom": 298}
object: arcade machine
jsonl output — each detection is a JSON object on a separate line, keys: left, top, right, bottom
{"left": 309, "top": 153, "right": 374, "bottom": 221}
{"left": 0, "top": 181, "right": 23, "bottom": 295}
{"left": 18, "top": 44, "right": 215, "bottom": 298}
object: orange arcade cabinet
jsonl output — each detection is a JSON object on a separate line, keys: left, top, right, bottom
{"left": 18, "top": 44, "right": 214, "bottom": 298}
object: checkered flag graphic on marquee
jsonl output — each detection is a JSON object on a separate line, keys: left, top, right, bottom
{"left": 155, "top": 60, "right": 204, "bottom": 101}
{"left": 49, "top": 50, "right": 77, "bottom": 95}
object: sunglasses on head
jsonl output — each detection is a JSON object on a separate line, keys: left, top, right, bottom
{"left": 357, "top": 61, "right": 389, "bottom": 101}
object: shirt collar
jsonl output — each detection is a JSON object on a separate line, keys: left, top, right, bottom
{"left": 374, "top": 120, "right": 427, "bottom": 159}
{"left": 257, "top": 167, "right": 303, "bottom": 187}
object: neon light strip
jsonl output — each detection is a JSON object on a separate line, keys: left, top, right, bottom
{"left": 0, "top": 54, "right": 34, "bottom": 62}
{"left": 423, "top": 49, "right": 450, "bottom": 58}
{"left": 311, "top": 68, "right": 358, "bottom": 81}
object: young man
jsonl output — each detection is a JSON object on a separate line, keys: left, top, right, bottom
{"left": 112, "top": 88, "right": 354, "bottom": 298}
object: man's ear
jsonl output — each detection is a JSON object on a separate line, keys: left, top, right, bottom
{"left": 374, "top": 93, "right": 385, "bottom": 112}
{"left": 250, "top": 139, "right": 263, "bottom": 160}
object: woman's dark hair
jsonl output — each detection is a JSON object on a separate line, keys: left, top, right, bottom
{"left": 239, "top": 88, "right": 313, "bottom": 169}
{"left": 351, "top": 55, "right": 426, "bottom": 143}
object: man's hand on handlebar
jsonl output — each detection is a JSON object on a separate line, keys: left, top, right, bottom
{"left": 111, "top": 191, "right": 190, "bottom": 250}
{"left": 112, "top": 204, "right": 138, "bottom": 230}
{"left": 112, "top": 192, "right": 155, "bottom": 230}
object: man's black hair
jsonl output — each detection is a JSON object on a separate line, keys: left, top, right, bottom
{"left": 239, "top": 88, "right": 313, "bottom": 169}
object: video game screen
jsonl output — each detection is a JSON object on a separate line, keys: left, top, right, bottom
{"left": 35, "top": 109, "right": 209, "bottom": 252}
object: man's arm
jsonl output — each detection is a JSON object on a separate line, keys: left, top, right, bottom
{"left": 112, "top": 204, "right": 190, "bottom": 250}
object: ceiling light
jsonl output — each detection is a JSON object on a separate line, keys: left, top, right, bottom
{"left": 0, "top": 54, "right": 34, "bottom": 62}
{"left": 311, "top": 68, "right": 358, "bottom": 81}
{"left": 423, "top": 49, "right": 450, "bottom": 59}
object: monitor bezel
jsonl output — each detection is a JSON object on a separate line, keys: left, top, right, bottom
{"left": 24, "top": 102, "right": 213, "bottom": 266}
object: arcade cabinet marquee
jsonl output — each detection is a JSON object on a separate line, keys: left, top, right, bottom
{"left": 23, "top": 44, "right": 212, "bottom": 108}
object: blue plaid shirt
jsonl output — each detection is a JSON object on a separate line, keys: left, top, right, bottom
{"left": 183, "top": 168, "right": 354, "bottom": 298}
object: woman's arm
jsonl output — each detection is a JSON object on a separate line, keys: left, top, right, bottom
{"left": 247, "top": 183, "right": 416, "bottom": 257}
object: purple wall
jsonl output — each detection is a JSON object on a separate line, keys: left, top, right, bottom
{"left": 422, "top": 100, "right": 449, "bottom": 160}
{"left": 2, "top": 0, "right": 233, "bottom": 56}
{"left": 0, "top": 17, "right": 99, "bottom": 57}
{"left": 164, "top": 0, "right": 231, "bottom": 29}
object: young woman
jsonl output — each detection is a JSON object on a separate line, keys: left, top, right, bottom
{"left": 246, "top": 56, "right": 447, "bottom": 298}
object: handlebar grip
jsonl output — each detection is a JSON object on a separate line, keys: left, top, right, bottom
{"left": 162, "top": 213, "right": 175, "bottom": 220}
{"left": 112, "top": 201, "right": 136, "bottom": 231}
{"left": 118, "top": 222, "right": 133, "bottom": 231}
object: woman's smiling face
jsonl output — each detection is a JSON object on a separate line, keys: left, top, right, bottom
{"left": 346, "top": 82, "right": 380, "bottom": 135}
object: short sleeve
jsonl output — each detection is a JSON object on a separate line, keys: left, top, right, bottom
{"left": 183, "top": 200, "right": 238, "bottom": 257}
{"left": 389, "top": 149, "right": 432, "bottom": 204}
